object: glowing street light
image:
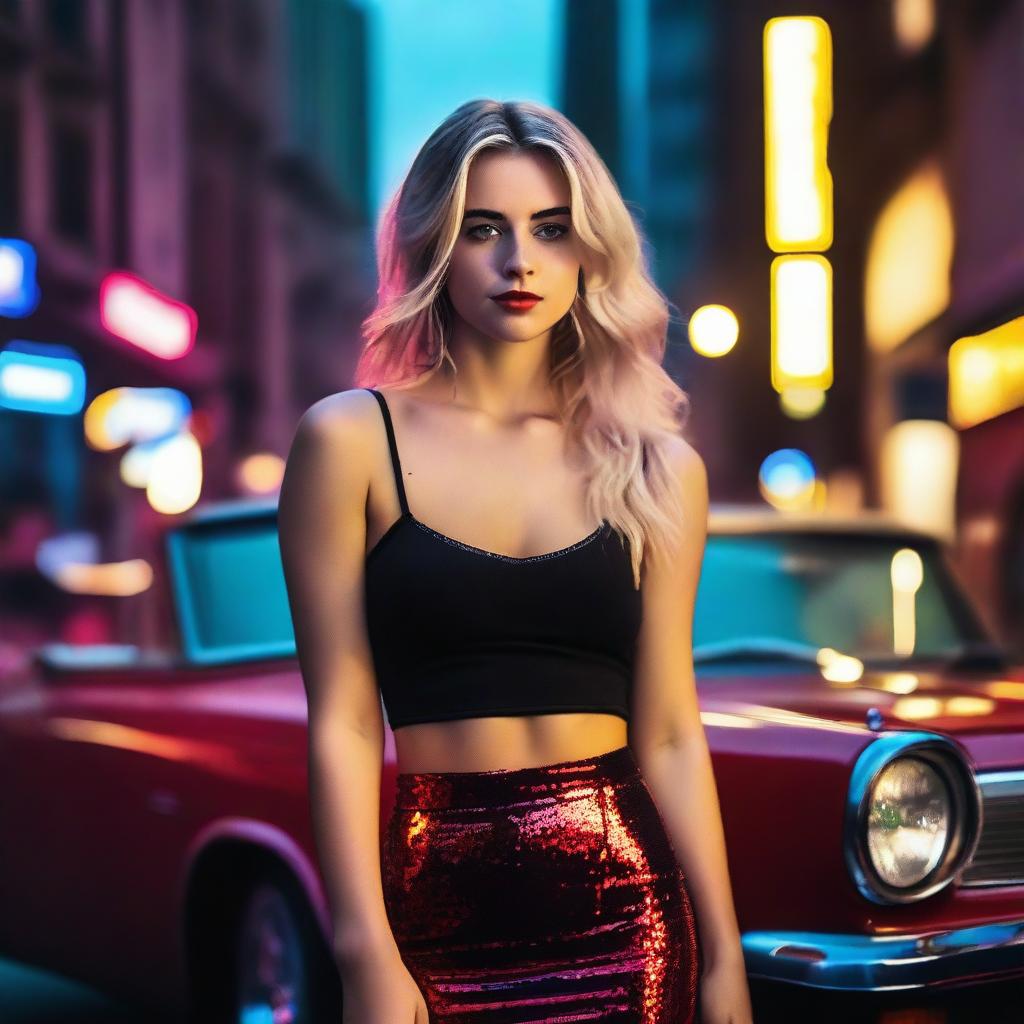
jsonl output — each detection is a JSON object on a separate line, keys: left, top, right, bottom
{"left": 688, "top": 304, "right": 739, "bottom": 358}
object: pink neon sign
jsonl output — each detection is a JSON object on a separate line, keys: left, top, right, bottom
{"left": 99, "top": 272, "right": 198, "bottom": 360}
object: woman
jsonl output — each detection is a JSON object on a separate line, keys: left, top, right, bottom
{"left": 278, "top": 99, "right": 752, "bottom": 1024}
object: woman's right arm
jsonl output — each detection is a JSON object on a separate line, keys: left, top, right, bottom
{"left": 277, "top": 390, "right": 427, "bottom": 1020}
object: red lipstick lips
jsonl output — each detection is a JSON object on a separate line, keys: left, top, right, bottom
{"left": 491, "top": 289, "right": 542, "bottom": 312}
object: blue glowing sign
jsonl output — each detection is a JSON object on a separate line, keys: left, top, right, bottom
{"left": 0, "top": 239, "right": 41, "bottom": 318}
{"left": 0, "top": 340, "right": 86, "bottom": 415}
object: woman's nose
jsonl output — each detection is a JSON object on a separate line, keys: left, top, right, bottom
{"left": 502, "top": 243, "right": 534, "bottom": 278}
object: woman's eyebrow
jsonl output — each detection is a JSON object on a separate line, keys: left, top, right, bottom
{"left": 463, "top": 206, "right": 571, "bottom": 222}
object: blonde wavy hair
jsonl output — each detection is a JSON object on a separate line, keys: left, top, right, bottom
{"left": 354, "top": 98, "right": 689, "bottom": 588}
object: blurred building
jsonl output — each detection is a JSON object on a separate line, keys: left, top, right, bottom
{"left": 859, "top": 0, "right": 1024, "bottom": 651}
{"left": 0, "top": 0, "right": 373, "bottom": 646}
{"left": 566, "top": 0, "right": 1023, "bottom": 654}
{"left": 563, "top": 0, "right": 881, "bottom": 501}
{"left": 685, "top": 0, "right": 1024, "bottom": 652}
{"left": 562, "top": 0, "right": 715, "bottom": 371}
{"left": 3, "top": 0, "right": 1022, "bottom": 657}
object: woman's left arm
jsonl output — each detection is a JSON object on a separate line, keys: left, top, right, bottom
{"left": 628, "top": 438, "right": 752, "bottom": 1021}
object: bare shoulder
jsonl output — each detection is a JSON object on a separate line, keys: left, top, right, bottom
{"left": 288, "top": 386, "right": 382, "bottom": 462}
{"left": 640, "top": 434, "right": 707, "bottom": 581}
{"left": 277, "top": 389, "right": 386, "bottom": 726}
{"left": 663, "top": 434, "right": 708, "bottom": 501}
{"left": 278, "top": 388, "right": 384, "bottom": 548}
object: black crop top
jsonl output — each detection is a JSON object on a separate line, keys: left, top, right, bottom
{"left": 362, "top": 388, "right": 643, "bottom": 729}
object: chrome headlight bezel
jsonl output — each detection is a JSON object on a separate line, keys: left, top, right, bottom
{"left": 844, "top": 731, "right": 983, "bottom": 905}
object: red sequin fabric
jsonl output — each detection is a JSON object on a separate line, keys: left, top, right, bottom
{"left": 382, "top": 744, "right": 700, "bottom": 1023}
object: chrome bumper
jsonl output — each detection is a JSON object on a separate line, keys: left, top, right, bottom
{"left": 742, "top": 917, "right": 1024, "bottom": 991}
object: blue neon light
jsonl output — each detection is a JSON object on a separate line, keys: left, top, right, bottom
{"left": 0, "top": 340, "right": 86, "bottom": 415}
{"left": 759, "top": 448, "right": 816, "bottom": 497}
{"left": 0, "top": 239, "right": 42, "bottom": 318}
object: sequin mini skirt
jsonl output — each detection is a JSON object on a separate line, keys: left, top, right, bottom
{"left": 381, "top": 744, "right": 700, "bottom": 1023}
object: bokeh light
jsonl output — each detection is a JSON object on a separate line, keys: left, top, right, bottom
{"left": 892, "top": 0, "right": 935, "bottom": 54}
{"left": 817, "top": 646, "right": 865, "bottom": 683}
{"left": 891, "top": 547, "right": 925, "bottom": 655}
{"left": 85, "top": 387, "right": 192, "bottom": 451}
{"left": 145, "top": 432, "right": 203, "bottom": 514}
{"left": 758, "top": 448, "right": 817, "bottom": 510}
{"left": 770, "top": 254, "right": 833, "bottom": 392}
{"left": 0, "top": 238, "right": 41, "bottom": 317}
{"left": 99, "top": 271, "right": 198, "bottom": 360}
{"left": 948, "top": 315, "right": 1024, "bottom": 428}
{"left": 763, "top": 16, "right": 834, "bottom": 252}
{"left": 864, "top": 159, "right": 953, "bottom": 352}
{"left": 237, "top": 453, "right": 286, "bottom": 495}
{"left": 688, "top": 304, "right": 739, "bottom": 358}
{"left": 0, "top": 340, "right": 86, "bottom": 415}
{"left": 880, "top": 420, "right": 959, "bottom": 539}
{"left": 779, "top": 386, "right": 826, "bottom": 419}
{"left": 55, "top": 560, "right": 154, "bottom": 597}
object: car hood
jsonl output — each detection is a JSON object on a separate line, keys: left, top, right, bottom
{"left": 697, "top": 664, "right": 1024, "bottom": 769}
{"left": 696, "top": 667, "right": 1024, "bottom": 733}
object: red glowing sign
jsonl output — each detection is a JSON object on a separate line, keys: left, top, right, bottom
{"left": 99, "top": 272, "right": 198, "bottom": 360}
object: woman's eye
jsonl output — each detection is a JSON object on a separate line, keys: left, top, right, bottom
{"left": 467, "top": 224, "right": 568, "bottom": 241}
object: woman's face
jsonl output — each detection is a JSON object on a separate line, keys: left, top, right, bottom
{"left": 446, "top": 149, "right": 582, "bottom": 345}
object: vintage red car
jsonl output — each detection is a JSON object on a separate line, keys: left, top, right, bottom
{"left": 0, "top": 499, "right": 1022, "bottom": 1023}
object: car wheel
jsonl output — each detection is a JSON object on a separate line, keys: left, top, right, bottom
{"left": 190, "top": 864, "right": 342, "bottom": 1024}
{"left": 233, "top": 878, "right": 310, "bottom": 1023}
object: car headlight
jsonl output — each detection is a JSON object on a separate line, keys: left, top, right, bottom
{"left": 867, "top": 757, "right": 950, "bottom": 887}
{"left": 845, "top": 732, "right": 983, "bottom": 905}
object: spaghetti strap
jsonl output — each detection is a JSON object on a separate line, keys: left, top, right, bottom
{"left": 365, "top": 388, "right": 410, "bottom": 516}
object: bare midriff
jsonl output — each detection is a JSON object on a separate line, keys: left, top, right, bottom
{"left": 392, "top": 712, "right": 629, "bottom": 774}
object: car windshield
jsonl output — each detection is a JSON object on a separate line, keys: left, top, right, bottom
{"left": 693, "top": 532, "right": 993, "bottom": 667}
{"left": 167, "top": 512, "right": 296, "bottom": 664}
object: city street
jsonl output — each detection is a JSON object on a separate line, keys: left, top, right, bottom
{"left": 2, "top": 1, "right": 1023, "bottom": 1022}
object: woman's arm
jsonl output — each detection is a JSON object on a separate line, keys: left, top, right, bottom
{"left": 627, "top": 439, "right": 749, "bottom": 994}
{"left": 277, "top": 390, "right": 395, "bottom": 966}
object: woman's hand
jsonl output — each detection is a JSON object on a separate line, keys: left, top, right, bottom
{"left": 697, "top": 955, "right": 754, "bottom": 1024}
{"left": 339, "top": 942, "right": 430, "bottom": 1023}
